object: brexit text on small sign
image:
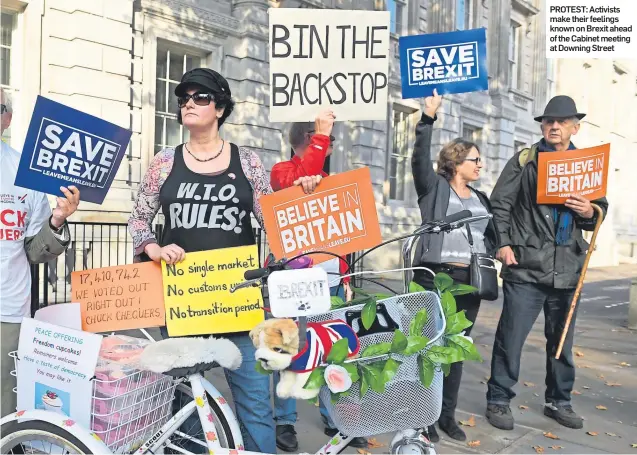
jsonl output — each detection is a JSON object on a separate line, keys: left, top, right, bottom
{"left": 269, "top": 8, "right": 390, "bottom": 122}
{"left": 14, "top": 96, "right": 131, "bottom": 204}
{"left": 536, "top": 144, "right": 610, "bottom": 204}
{"left": 399, "top": 28, "right": 488, "bottom": 99}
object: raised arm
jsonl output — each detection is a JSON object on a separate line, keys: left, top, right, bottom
{"left": 270, "top": 134, "right": 330, "bottom": 191}
{"left": 412, "top": 89, "right": 442, "bottom": 199}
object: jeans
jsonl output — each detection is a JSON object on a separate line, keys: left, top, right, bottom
{"left": 415, "top": 266, "right": 481, "bottom": 420}
{"left": 487, "top": 280, "right": 578, "bottom": 406}
{"left": 273, "top": 285, "right": 344, "bottom": 429}
{"left": 161, "top": 327, "right": 276, "bottom": 453}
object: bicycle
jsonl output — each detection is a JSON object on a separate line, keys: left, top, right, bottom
{"left": 0, "top": 209, "right": 489, "bottom": 455}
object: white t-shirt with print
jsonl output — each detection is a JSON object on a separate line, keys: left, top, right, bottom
{"left": 1, "top": 141, "right": 53, "bottom": 323}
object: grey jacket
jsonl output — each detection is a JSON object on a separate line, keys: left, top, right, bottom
{"left": 411, "top": 114, "right": 499, "bottom": 269}
{"left": 25, "top": 221, "right": 70, "bottom": 264}
{"left": 491, "top": 142, "right": 609, "bottom": 289}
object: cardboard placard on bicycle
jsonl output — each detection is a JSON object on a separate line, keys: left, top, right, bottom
{"left": 71, "top": 262, "right": 166, "bottom": 333}
{"left": 162, "top": 245, "right": 265, "bottom": 337}
{"left": 259, "top": 167, "right": 382, "bottom": 264}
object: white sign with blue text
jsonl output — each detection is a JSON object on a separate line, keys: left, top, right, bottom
{"left": 17, "top": 318, "right": 102, "bottom": 428}
{"left": 399, "top": 28, "right": 488, "bottom": 99}
{"left": 14, "top": 96, "right": 131, "bottom": 204}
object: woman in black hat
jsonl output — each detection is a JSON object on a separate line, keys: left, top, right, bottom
{"left": 128, "top": 68, "right": 276, "bottom": 453}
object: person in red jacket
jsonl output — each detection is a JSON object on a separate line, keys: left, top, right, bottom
{"left": 269, "top": 109, "right": 366, "bottom": 452}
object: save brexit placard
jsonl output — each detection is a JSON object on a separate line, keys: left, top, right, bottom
{"left": 399, "top": 28, "right": 488, "bottom": 98}
{"left": 536, "top": 143, "right": 610, "bottom": 204}
{"left": 259, "top": 167, "right": 382, "bottom": 264}
{"left": 14, "top": 96, "right": 131, "bottom": 204}
{"left": 162, "top": 245, "right": 265, "bottom": 337}
{"left": 269, "top": 8, "right": 390, "bottom": 122}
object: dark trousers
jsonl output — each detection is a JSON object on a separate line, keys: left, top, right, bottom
{"left": 416, "top": 266, "right": 481, "bottom": 419}
{"left": 486, "top": 280, "right": 578, "bottom": 406}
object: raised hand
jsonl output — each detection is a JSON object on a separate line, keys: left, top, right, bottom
{"left": 51, "top": 186, "right": 80, "bottom": 228}
{"left": 314, "top": 109, "right": 336, "bottom": 137}
{"left": 423, "top": 88, "right": 442, "bottom": 118}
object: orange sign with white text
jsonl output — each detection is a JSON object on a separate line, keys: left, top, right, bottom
{"left": 536, "top": 144, "right": 610, "bottom": 204}
{"left": 71, "top": 262, "right": 166, "bottom": 333}
{"left": 260, "top": 167, "right": 382, "bottom": 264}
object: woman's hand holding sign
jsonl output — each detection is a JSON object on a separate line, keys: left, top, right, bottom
{"left": 565, "top": 194, "right": 594, "bottom": 218}
{"left": 294, "top": 175, "right": 322, "bottom": 194}
{"left": 423, "top": 88, "right": 442, "bottom": 118}
{"left": 51, "top": 186, "right": 80, "bottom": 229}
{"left": 145, "top": 243, "right": 186, "bottom": 265}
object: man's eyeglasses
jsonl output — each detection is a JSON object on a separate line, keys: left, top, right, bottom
{"left": 464, "top": 157, "right": 481, "bottom": 164}
{"left": 307, "top": 130, "right": 335, "bottom": 144}
{"left": 0, "top": 104, "right": 7, "bottom": 114}
{"left": 177, "top": 93, "right": 214, "bottom": 108}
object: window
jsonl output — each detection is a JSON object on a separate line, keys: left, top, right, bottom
{"left": 389, "top": 108, "right": 413, "bottom": 200}
{"left": 456, "top": 0, "right": 473, "bottom": 30}
{"left": 546, "top": 58, "right": 556, "bottom": 99}
{"left": 1, "top": 11, "right": 18, "bottom": 146}
{"left": 509, "top": 22, "right": 521, "bottom": 90}
{"left": 386, "top": 0, "right": 403, "bottom": 34}
{"left": 154, "top": 47, "right": 201, "bottom": 154}
{"left": 462, "top": 124, "right": 482, "bottom": 143}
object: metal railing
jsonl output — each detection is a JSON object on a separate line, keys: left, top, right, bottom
{"left": 29, "top": 221, "right": 364, "bottom": 315}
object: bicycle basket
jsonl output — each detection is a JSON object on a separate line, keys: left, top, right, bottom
{"left": 307, "top": 291, "right": 444, "bottom": 437}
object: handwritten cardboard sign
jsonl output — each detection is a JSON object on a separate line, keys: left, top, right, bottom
{"left": 537, "top": 144, "right": 610, "bottom": 204}
{"left": 269, "top": 8, "right": 390, "bottom": 122}
{"left": 260, "top": 167, "right": 382, "bottom": 264}
{"left": 14, "top": 96, "right": 131, "bottom": 204}
{"left": 162, "top": 245, "right": 264, "bottom": 337}
{"left": 399, "top": 28, "right": 488, "bottom": 98}
{"left": 71, "top": 262, "right": 165, "bottom": 333}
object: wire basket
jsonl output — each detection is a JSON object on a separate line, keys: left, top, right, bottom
{"left": 11, "top": 335, "right": 178, "bottom": 454}
{"left": 307, "top": 291, "right": 445, "bottom": 437}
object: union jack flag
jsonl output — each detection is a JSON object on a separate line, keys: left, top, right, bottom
{"left": 288, "top": 320, "right": 360, "bottom": 373}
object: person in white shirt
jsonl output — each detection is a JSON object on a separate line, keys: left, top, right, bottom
{"left": 1, "top": 88, "right": 80, "bottom": 417}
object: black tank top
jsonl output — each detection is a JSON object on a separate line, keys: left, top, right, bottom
{"left": 159, "top": 143, "right": 256, "bottom": 252}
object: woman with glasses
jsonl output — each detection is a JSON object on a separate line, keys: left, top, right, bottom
{"left": 410, "top": 89, "right": 499, "bottom": 443}
{"left": 128, "top": 68, "right": 276, "bottom": 453}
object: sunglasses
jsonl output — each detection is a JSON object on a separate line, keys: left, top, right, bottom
{"left": 464, "top": 157, "right": 481, "bottom": 164}
{"left": 307, "top": 130, "right": 335, "bottom": 143}
{"left": 177, "top": 93, "right": 214, "bottom": 108}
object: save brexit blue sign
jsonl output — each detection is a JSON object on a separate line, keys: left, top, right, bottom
{"left": 399, "top": 28, "right": 488, "bottom": 99}
{"left": 14, "top": 96, "right": 131, "bottom": 204}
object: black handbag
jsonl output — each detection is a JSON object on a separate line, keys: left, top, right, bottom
{"left": 465, "top": 224, "right": 499, "bottom": 301}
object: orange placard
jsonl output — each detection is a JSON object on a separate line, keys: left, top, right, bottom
{"left": 537, "top": 144, "right": 610, "bottom": 204}
{"left": 260, "top": 167, "right": 382, "bottom": 264}
{"left": 71, "top": 262, "right": 165, "bottom": 333}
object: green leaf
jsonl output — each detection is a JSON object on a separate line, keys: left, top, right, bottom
{"left": 361, "top": 301, "right": 377, "bottom": 330}
{"left": 373, "top": 293, "right": 392, "bottom": 301}
{"left": 330, "top": 296, "right": 347, "bottom": 309}
{"left": 434, "top": 273, "right": 453, "bottom": 292}
{"left": 342, "top": 363, "right": 360, "bottom": 382}
{"left": 307, "top": 395, "right": 319, "bottom": 405}
{"left": 441, "top": 363, "right": 451, "bottom": 377}
{"left": 361, "top": 364, "right": 385, "bottom": 393}
{"left": 331, "top": 392, "right": 341, "bottom": 404}
{"left": 361, "top": 342, "right": 392, "bottom": 358}
{"left": 418, "top": 355, "right": 435, "bottom": 388}
{"left": 409, "top": 281, "right": 427, "bottom": 293}
{"left": 447, "top": 335, "right": 483, "bottom": 362}
{"left": 391, "top": 330, "right": 408, "bottom": 354}
{"left": 382, "top": 358, "right": 402, "bottom": 383}
{"left": 304, "top": 367, "right": 326, "bottom": 389}
{"left": 427, "top": 345, "right": 463, "bottom": 364}
{"left": 403, "top": 335, "right": 430, "bottom": 356}
{"left": 360, "top": 368, "right": 369, "bottom": 397}
{"left": 326, "top": 338, "right": 350, "bottom": 364}
{"left": 448, "top": 284, "right": 478, "bottom": 296}
{"left": 445, "top": 311, "right": 473, "bottom": 335}
{"left": 255, "top": 362, "right": 272, "bottom": 375}
{"left": 441, "top": 291, "right": 457, "bottom": 317}
{"left": 409, "top": 309, "right": 429, "bottom": 337}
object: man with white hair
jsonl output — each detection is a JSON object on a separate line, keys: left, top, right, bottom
{"left": 1, "top": 88, "right": 81, "bottom": 417}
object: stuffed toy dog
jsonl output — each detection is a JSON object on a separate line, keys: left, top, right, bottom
{"left": 249, "top": 318, "right": 360, "bottom": 400}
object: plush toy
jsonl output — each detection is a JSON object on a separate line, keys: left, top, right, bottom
{"left": 249, "top": 318, "right": 360, "bottom": 400}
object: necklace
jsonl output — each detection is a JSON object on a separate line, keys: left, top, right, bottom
{"left": 185, "top": 139, "right": 225, "bottom": 162}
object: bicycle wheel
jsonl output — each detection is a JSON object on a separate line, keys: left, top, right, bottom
{"left": 164, "top": 384, "right": 235, "bottom": 453}
{"left": 0, "top": 420, "right": 93, "bottom": 454}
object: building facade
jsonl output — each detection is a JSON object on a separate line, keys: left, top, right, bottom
{"left": 2, "top": 0, "right": 632, "bottom": 272}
